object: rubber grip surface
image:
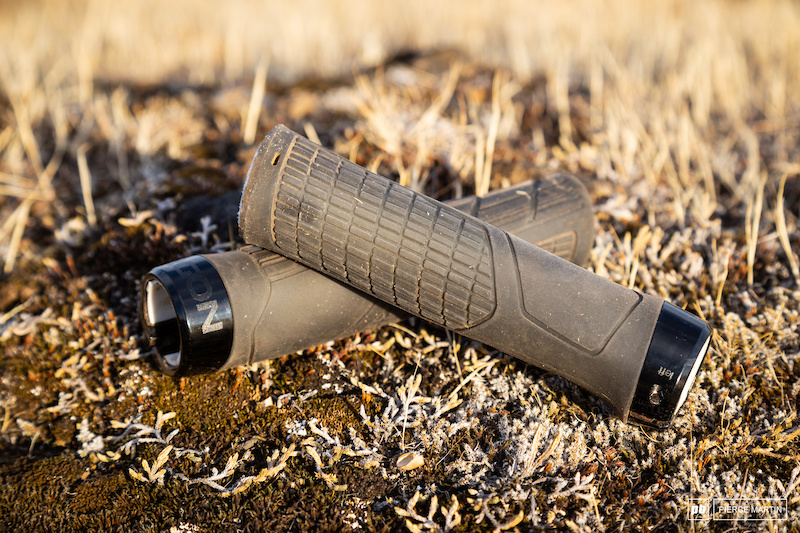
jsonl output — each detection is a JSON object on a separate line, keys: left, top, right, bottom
{"left": 149, "top": 164, "right": 594, "bottom": 375}
{"left": 240, "top": 126, "right": 666, "bottom": 418}
{"left": 258, "top": 133, "right": 497, "bottom": 330}
{"left": 446, "top": 173, "right": 592, "bottom": 263}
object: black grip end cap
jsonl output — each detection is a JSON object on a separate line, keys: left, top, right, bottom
{"left": 628, "top": 302, "right": 711, "bottom": 429}
{"left": 140, "top": 256, "right": 234, "bottom": 376}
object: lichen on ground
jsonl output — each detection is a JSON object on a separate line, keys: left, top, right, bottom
{"left": 2, "top": 1, "right": 800, "bottom": 532}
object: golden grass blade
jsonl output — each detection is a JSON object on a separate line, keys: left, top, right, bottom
{"left": 243, "top": 57, "right": 268, "bottom": 145}
{"left": 3, "top": 198, "right": 33, "bottom": 274}
{"left": 77, "top": 143, "right": 97, "bottom": 227}
{"left": 476, "top": 71, "right": 502, "bottom": 198}
{"left": 303, "top": 122, "right": 321, "bottom": 146}
{"left": 745, "top": 172, "right": 766, "bottom": 286}
{"left": 10, "top": 100, "right": 44, "bottom": 179}
{"left": 775, "top": 172, "right": 800, "bottom": 286}
{"left": 0, "top": 126, "right": 14, "bottom": 155}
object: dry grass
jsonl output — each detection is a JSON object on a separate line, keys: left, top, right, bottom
{"left": 1, "top": 0, "right": 799, "bottom": 531}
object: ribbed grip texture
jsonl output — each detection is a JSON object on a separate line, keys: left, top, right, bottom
{"left": 271, "top": 134, "right": 496, "bottom": 329}
{"left": 446, "top": 173, "right": 589, "bottom": 263}
{"left": 239, "top": 244, "right": 309, "bottom": 281}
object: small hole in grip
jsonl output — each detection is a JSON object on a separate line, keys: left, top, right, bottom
{"left": 271, "top": 153, "right": 281, "bottom": 165}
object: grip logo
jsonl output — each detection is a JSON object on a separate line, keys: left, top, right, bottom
{"left": 196, "top": 300, "right": 223, "bottom": 334}
{"left": 186, "top": 273, "right": 223, "bottom": 335}
{"left": 657, "top": 366, "right": 675, "bottom": 380}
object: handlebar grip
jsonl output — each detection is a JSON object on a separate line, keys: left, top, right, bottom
{"left": 238, "top": 125, "right": 711, "bottom": 428}
{"left": 141, "top": 171, "right": 593, "bottom": 375}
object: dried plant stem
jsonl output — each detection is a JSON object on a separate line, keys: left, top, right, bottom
{"left": 0, "top": 181, "right": 47, "bottom": 201}
{"left": 0, "top": 96, "right": 60, "bottom": 271}
{"left": 745, "top": 172, "right": 766, "bottom": 286}
{"left": 304, "top": 122, "right": 321, "bottom": 146}
{"left": 3, "top": 198, "right": 33, "bottom": 274}
{"left": 589, "top": 50, "right": 604, "bottom": 131}
{"left": 477, "top": 72, "right": 503, "bottom": 198}
{"left": 77, "top": 144, "right": 97, "bottom": 227}
{"left": 473, "top": 125, "right": 485, "bottom": 196}
{"left": 775, "top": 172, "right": 800, "bottom": 286}
{"left": 10, "top": 99, "right": 44, "bottom": 177}
{"left": 243, "top": 57, "right": 268, "bottom": 145}
{"left": 0, "top": 125, "right": 13, "bottom": 153}
{"left": 549, "top": 61, "right": 575, "bottom": 152}
{"left": 418, "top": 62, "right": 461, "bottom": 128}
{"left": 714, "top": 242, "right": 731, "bottom": 308}
{"left": 396, "top": 157, "right": 410, "bottom": 189}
